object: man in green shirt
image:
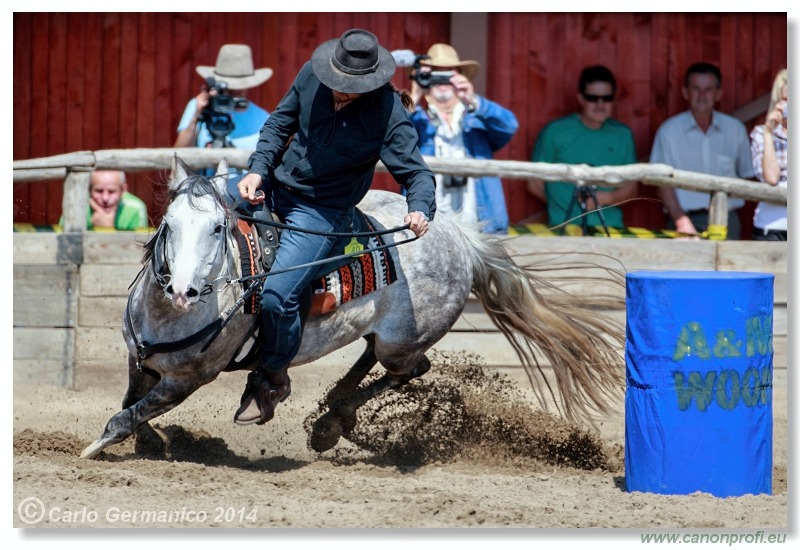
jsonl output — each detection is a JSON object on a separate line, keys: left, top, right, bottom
{"left": 85, "top": 170, "right": 148, "bottom": 230}
{"left": 528, "top": 65, "right": 637, "bottom": 232}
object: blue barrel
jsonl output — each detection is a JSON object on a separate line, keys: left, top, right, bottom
{"left": 625, "top": 271, "right": 774, "bottom": 497}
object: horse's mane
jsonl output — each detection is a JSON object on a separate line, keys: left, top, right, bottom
{"left": 142, "top": 172, "right": 233, "bottom": 265}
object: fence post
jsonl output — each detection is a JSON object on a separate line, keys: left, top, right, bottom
{"left": 707, "top": 191, "right": 730, "bottom": 240}
{"left": 62, "top": 168, "right": 91, "bottom": 233}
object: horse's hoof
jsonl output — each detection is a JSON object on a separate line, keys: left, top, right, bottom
{"left": 310, "top": 412, "right": 343, "bottom": 453}
{"left": 80, "top": 440, "right": 105, "bottom": 460}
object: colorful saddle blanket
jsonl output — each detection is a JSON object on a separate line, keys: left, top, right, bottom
{"left": 236, "top": 207, "right": 398, "bottom": 317}
{"left": 309, "top": 214, "right": 398, "bottom": 316}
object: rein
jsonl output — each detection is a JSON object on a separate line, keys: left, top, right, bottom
{"left": 126, "top": 199, "right": 418, "bottom": 366}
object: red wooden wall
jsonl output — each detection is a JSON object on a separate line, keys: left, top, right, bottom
{"left": 12, "top": 12, "right": 449, "bottom": 225}
{"left": 14, "top": 12, "right": 787, "bottom": 235}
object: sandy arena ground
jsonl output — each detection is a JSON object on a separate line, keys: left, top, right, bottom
{"left": 11, "top": 346, "right": 790, "bottom": 545}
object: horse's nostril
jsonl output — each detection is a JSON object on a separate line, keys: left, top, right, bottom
{"left": 186, "top": 288, "right": 199, "bottom": 298}
{"left": 166, "top": 285, "right": 174, "bottom": 295}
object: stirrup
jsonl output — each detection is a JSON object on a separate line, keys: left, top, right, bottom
{"left": 234, "top": 370, "right": 291, "bottom": 426}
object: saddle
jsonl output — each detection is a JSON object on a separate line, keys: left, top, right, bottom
{"left": 224, "top": 204, "right": 398, "bottom": 372}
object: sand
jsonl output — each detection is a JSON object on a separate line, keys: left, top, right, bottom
{"left": 12, "top": 349, "right": 788, "bottom": 543}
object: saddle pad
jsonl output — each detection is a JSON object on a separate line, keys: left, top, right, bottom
{"left": 235, "top": 219, "right": 261, "bottom": 314}
{"left": 310, "top": 226, "right": 397, "bottom": 316}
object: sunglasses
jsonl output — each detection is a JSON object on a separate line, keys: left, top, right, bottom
{"left": 582, "top": 93, "right": 615, "bottom": 103}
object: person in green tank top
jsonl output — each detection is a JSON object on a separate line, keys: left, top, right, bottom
{"left": 527, "top": 65, "right": 638, "bottom": 232}
{"left": 86, "top": 170, "right": 148, "bottom": 230}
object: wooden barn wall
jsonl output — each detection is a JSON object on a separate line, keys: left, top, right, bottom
{"left": 14, "top": 12, "right": 787, "bottom": 234}
{"left": 12, "top": 12, "right": 450, "bottom": 225}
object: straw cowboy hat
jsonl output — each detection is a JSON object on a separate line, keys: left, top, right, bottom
{"left": 419, "top": 43, "right": 480, "bottom": 81}
{"left": 311, "top": 29, "right": 396, "bottom": 94}
{"left": 195, "top": 44, "right": 273, "bottom": 90}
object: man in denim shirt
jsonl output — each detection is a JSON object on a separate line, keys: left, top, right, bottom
{"left": 408, "top": 43, "right": 518, "bottom": 234}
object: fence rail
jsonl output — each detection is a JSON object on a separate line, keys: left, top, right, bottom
{"left": 13, "top": 148, "right": 787, "bottom": 235}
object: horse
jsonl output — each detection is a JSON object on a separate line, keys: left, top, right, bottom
{"left": 80, "top": 155, "right": 626, "bottom": 459}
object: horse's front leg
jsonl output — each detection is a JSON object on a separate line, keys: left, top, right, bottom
{"left": 80, "top": 374, "right": 201, "bottom": 459}
{"left": 120, "top": 354, "right": 168, "bottom": 456}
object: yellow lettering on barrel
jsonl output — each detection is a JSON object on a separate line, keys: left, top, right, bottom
{"left": 712, "top": 329, "right": 742, "bottom": 358}
{"left": 673, "top": 322, "right": 711, "bottom": 361}
{"left": 746, "top": 315, "right": 773, "bottom": 357}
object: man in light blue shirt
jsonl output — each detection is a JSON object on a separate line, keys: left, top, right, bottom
{"left": 175, "top": 44, "right": 272, "bottom": 150}
{"left": 649, "top": 62, "right": 754, "bottom": 239}
{"left": 174, "top": 44, "right": 272, "bottom": 199}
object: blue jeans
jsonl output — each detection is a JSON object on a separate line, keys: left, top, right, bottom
{"left": 258, "top": 186, "right": 355, "bottom": 372}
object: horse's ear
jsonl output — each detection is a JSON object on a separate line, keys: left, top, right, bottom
{"left": 169, "top": 154, "right": 190, "bottom": 192}
{"left": 212, "top": 158, "right": 230, "bottom": 197}
{"left": 216, "top": 158, "right": 229, "bottom": 177}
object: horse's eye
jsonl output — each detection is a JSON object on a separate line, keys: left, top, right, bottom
{"left": 214, "top": 225, "right": 224, "bottom": 234}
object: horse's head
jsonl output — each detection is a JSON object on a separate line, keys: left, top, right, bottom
{"left": 155, "top": 155, "right": 234, "bottom": 311}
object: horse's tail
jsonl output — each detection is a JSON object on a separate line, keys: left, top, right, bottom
{"left": 459, "top": 224, "right": 626, "bottom": 424}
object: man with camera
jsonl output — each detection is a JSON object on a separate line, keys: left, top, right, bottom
{"left": 407, "top": 43, "right": 518, "bottom": 234}
{"left": 174, "top": 44, "right": 272, "bottom": 151}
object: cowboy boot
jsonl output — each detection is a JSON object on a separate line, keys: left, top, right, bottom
{"left": 234, "top": 287, "right": 307, "bottom": 425}
{"left": 234, "top": 367, "right": 291, "bottom": 425}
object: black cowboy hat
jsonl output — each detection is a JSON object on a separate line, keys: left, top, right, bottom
{"left": 311, "top": 29, "right": 396, "bottom": 94}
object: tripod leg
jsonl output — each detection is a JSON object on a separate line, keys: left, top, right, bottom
{"left": 585, "top": 186, "right": 611, "bottom": 237}
{"left": 562, "top": 186, "right": 581, "bottom": 235}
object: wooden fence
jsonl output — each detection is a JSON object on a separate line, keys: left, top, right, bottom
{"left": 13, "top": 231, "right": 788, "bottom": 389}
{"left": 13, "top": 147, "right": 788, "bottom": 237}
{"left": 13, "top": 149, "right": 788, "bottom": 388}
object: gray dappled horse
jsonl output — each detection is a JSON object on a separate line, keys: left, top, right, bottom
{"left": 81, "top": 156, "right": 625, "bottom": 459}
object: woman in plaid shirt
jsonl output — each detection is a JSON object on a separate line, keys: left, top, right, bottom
{"left": 750, "top": 69, "right": 788, "bottom": 241}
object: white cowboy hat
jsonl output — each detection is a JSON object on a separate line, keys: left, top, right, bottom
{"left": 195, "top": 44, "right": 273, "bottom": 90}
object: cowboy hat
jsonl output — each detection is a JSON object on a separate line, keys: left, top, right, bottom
{"left": 311, "top": 29, "right": 396, "bottom": 94}
{"left": 196, "top": 44, "right": 273, "bottom": 90}
{"left": 419, "top": 43, "right": 480, "bottom": 81}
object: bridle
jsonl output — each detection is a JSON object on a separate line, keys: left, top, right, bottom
{"left": 126, "top": 199, "right": 250, "bottom": 369}
{"left": 126, "top": 191, "right": 420, "bottom": 369}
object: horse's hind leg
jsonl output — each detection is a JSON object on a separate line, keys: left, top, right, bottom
{"left": 80, "top": 375, "right": 201, "bottom": 459}
{"left": 309, "top": 345, "right": 431, "bottom": 453}
{"left": 309, "top": 337, "right": 378, "bottom": 452}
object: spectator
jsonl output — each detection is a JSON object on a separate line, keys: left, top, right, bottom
{"left": 750, "top": 68, "right": 787, "bottom": 241}
{"left": 234, "top": 29, "right": 435, "bottom": 426}
{"left": 527, "top": 65, "right": 637, "bottom": 232}
{"left": 408, "top": 43, "right": 518, "bottom": 234}
{"left": 174, "top": 44, "right": 272, "bottom": 151}
{"left": 61, "top": 170, "right": 147, "bottom": 230}
{"left": 649, "top": 62, "right": 755, "bottom": 239}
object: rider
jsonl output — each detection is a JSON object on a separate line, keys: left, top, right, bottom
{"left": 235, "top": 29, "right": 436, "bottom": 425}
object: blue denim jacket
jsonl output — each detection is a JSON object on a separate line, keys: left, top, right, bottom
{"left": 410, "top": 96, "right": 518, "bottom": 233}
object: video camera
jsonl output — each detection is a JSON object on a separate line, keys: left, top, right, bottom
{"left": 391, "top": 50, "right": 455, "bottom": 89}
{"left": 200, "top": 77, "right": 249, "bottom": 148}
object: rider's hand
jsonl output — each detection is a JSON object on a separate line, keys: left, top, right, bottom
{"left": 405, "top": 211, "right": 429, "bottom": 237}
{"left": 238, "top": 173, "right": 266, "bottom": 205}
